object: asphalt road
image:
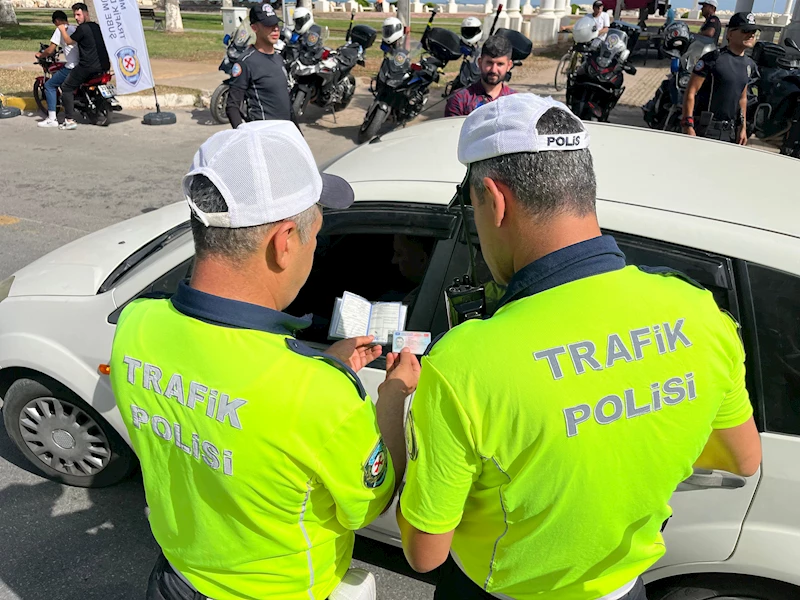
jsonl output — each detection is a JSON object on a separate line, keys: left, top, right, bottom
{"left": 0, "top": 107, "right": 436, "bottom": 599}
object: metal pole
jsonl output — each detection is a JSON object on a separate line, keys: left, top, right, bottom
{"left": 397, "top": 0, "right": 411, "bottom": 50}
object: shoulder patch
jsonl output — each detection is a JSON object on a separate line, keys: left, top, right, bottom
{"left": 364, "top": 438, "right": 388, "bottom": 488}
{"left": 285, "top": 339, "right": 367, "bottom": 400}
{"left": 637, "top": 265, "right": 706, "bottom": 290}
{"left": 231, "top": 62, "right": 242, "bottom": 77}
{"left": 694, "top": 59, "right": 705, "bottom": 72}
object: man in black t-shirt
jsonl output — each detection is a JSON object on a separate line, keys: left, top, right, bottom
{"left": 225, "top": 4, "right": 292, "bottom": 129}
{"left": 698, "top": 0, "right": 722, "bottom": 44}
{"left": 55, "top": 2, "right": 110, "bottom": 130}
{"left": 682, "top": 12, "right": 759, "bottom": 145}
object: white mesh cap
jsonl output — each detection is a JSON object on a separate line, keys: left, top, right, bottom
{"left": 457, "top": 94, "right": 590, "bottom": 165}
{"left": 182, "top": 120, "right": 354, "bottom": 228}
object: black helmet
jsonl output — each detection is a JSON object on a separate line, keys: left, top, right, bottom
{"left": 662, "top": 21, "right": 691, "bottom": 57}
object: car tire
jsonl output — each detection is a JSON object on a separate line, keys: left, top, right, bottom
{"left": 2, "top": 377, "right": 136, "bottom": 488}
{"left": 649, "top": 574, "right": 800, "bottom": 600}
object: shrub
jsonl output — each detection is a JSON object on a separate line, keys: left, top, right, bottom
{"left": 571, "top": 3, "right": 581, "bottom": 13}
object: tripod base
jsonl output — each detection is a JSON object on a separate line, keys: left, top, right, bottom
{"left": 142, "top": 110, "right": 176, "bottom": 125}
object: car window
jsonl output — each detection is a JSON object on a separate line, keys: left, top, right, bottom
{"left": 747, "top": 263, "right": 800, "bottom": 436}
{"left": 107, "top": 258, "right": 194, "bottom": 324}
{"left": 288, "top": 232, "right": 444, "bottom": 348}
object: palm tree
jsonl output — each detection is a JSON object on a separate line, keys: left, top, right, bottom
{"left": 0, "top": 0, "right": 19, "bottom": 25}
{"left": 165, "top": 0, "right": 184, "bottom": 32}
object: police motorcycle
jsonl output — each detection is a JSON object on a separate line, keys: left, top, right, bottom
{"left": 358, "top": 9, "right": 462, "bottom": 143}
{"left": 566, "top": 28, "right": 637, "bottom": 121}
{"left": 642, "top": 23, "right": 715, "bottom": 132}
{"left": 750, "top": 37, "right": 800, "bottom": 158}
{"left": 290, "top": 11, "right": 376, "bottom": 120}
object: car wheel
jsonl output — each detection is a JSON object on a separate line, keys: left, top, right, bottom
{"left": 2, "top": 377, "right": 135, "bottom": 488}
{"left": 649, "top": 574, "right": 800, "bottom": 600}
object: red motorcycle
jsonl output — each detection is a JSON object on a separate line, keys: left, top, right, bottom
{"left": 33, "top": 42, "right": 121, "bottom": 126}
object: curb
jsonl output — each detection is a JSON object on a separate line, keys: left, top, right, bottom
{"left": 0, "top": 93, "right": 204, "bottom": 112}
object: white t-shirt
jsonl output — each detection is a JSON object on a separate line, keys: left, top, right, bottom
{"left": 50, "top": 25, "right": 78, "bottom": 70}
{"left": 594, "top": 11, "right": 611, "bottom": 39}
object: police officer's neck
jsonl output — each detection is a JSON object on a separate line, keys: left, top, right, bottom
{"left": 727, "top": 40, "right": 747, "bottom": 56}
{"left": 511, "top": 214, "right": 602, "bottom": 273}
{"left": 254, "top": 38, "right": 276, "bottom": 54}
{"left": 189, "top": 257, "right": 288, "bottom": 312}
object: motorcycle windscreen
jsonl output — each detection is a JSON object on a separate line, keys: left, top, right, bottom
{"left": 380, "top": 51, "right": 411, "bottom": 88}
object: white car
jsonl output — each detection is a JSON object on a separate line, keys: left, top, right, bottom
{"left": 1, "top": 119, "right": 799, "bottom": 600}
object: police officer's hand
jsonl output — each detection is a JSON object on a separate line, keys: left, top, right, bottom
{"left": 684, "top": 126, "right": 696, "bottom": 136}
{"left": 380, "top": 348, "right": 421, "bottom": 398}
{"left": 327, "top": 336, "right": 382, "bottom": 372}
{"left": 737, "top": 128, "right": 748, "bottom": 145}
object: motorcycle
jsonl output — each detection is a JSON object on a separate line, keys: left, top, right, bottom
{"left": 32, "top": 42, "right": 120, "bottom": 126}
{"left": 290, "top": 15, "right": 376, "bottom": 120}
{"left": 566, "top": 29, "right": 637, "bottom": 122}
{"left": 359, "top": 9, "right": 461, "bottom": 143}
{"left": 750, "top": 38, "right": 800, "bottom": 158}
{"left": 444, "top": 5, "right": 502, "bottom": 97}
{"left": 642, "top": 32, "right": 716, "bottom": 132}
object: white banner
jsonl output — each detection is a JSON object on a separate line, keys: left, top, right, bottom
{"left": 92, "top": 0, "right": 155, "bottom": 95}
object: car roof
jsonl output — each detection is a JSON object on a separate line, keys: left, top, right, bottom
{"left": 324, "top": 117, "right": 800, "bottom": 241}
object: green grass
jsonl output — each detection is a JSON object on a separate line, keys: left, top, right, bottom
{"left": 0, "top": 25, "right": 55, "bottom": 51}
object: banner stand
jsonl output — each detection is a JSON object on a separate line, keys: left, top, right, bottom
{"left": 142, "top": 86, "right": 177, "bottom": 125}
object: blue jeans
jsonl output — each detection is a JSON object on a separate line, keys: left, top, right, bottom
{"left": 44, "top": 67, "right": 71, "bottom": 113}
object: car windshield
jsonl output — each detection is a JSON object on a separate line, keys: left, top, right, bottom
{"left": 98, "top": 222, "right": 191, "bottom": 294}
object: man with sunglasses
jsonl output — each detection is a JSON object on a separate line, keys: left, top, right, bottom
{"left": 682, "top": 12, "right": 759, "bottom": 144}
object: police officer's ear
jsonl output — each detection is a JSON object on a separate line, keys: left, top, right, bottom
{"left": 478, "top": 176, "right": 508, "bottom": 228}
{"left": 267, "top": 221, "right": 298, "bottom": 270}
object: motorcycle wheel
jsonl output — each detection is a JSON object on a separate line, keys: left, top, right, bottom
{"left": 358, "top": 105, "right": 388, "bottom": 144}
{"left": 33, "top": 79, "right": 48, "bottom": 117}
{"left": 88, "top": 98, "right": 111, "bottom": 127}
{"left": 334, "top": 75, "right": 357, "bottom": 112}
{"left": 292, "top": 88, "right": 308, "bottom": 119}
{"left": 210, "top": 84, "right": 230, "bottom": 125}
{"left": 779, "top": 105, "right": 800, "bottom": 159}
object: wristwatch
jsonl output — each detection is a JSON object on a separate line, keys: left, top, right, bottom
{"left": 681, "top": 116, "right": 695, "bottom": 129}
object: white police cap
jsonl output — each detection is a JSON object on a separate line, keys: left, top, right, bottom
{"left": 457, "top": 94, "right": 590, "bottom": 165}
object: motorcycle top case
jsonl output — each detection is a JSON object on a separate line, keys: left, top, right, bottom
{"left": 495, "top": 28, "right": 533, "bottom": 62}
{"left": 752, "top": 40, "right": 800, "bottom": 69}
{"left": 423, "top": 27, "right": 462, "bottom": 63}
{"left": 350, "top": 24, "right": 377, "bottom": 50}
{"left": 609, "top": 20, "right": 641, "bottom": 51}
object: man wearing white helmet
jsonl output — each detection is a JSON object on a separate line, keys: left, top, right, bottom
{"left": 445, "top": 35, "right": 517, "bottom": 117}
{"left": 397, "top": 93, "right": 760, "bottom": 599}
{"left": 698, "top": 0, "right": 721, "bottom": 44}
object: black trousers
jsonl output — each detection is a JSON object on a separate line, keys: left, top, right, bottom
{"left": 60, "top": 65, "right": 98, "bottom": 120}
{"left": 433, "top": 556, "right": 648, "bottom": 600}
{"left": 697, "top": 119, "right": 737, "bottom": 143}
{"left": 146, "top": 554, "right": 209, "bottom": 600}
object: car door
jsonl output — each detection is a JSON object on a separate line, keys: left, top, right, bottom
{"left": 441, "top": 221, "right": 761, "bottom": 567}
{"left": 284, "top": 201, "right": 459, "bottom": 544}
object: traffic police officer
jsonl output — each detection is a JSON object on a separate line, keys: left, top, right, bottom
{"left": 226, "top": 3, "right": 292, "bottom": 128}
{"left": 682, "top": 12, "right": 759, "bottom": 144}
{"left": 396, "top": 94, "right": 762, "bottom": 599}
{"left": 110, "top": 120, "right": 418, "bottom": 600}
{"left": 698, "top": 0, "right": 721, "bottom": 44}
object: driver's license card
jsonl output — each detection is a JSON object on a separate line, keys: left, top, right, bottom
{"left": 392, "top": 331, "right": 431, "bottom": 355}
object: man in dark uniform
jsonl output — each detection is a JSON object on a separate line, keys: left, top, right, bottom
{"left": 698, "top": 0, "right": 722, "bottom": 44}
{"left": 225, "top": 3, "right": 292, "bottom": 129}
{"left": 682, "top": 12, "right": 759, "bottom": 145}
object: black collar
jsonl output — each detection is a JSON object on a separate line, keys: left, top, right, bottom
{"left": 496, "top": 235, "right": 626, "bottom": 311}
{"left": 170, "top": 281, "right": 312, "bottom": 336}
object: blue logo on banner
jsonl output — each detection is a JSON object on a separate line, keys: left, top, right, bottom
{"left": 116, "top": 46, "right": 142, "bottom": 86}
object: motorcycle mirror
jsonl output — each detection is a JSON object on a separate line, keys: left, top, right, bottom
{"left": 785, "top": 37, "right": 800, "bottom": 52}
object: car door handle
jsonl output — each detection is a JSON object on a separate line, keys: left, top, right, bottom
{"left": 676, "top": 468, "right": 747, "bottom": 491}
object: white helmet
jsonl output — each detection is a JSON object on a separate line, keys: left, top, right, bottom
{"left": 460, "top": 16, "right": 482, "bottom": 46}
{"left": 293, "top": 7, "right": 314, "bottom": 35}
{"left": 382, "top": 16, "right": 404, "bottom": 45}
{"left": 572, "top": 15, "right": 599, "bottom": 43}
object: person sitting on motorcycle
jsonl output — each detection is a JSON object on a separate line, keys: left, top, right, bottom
{"left": 445, "top": 35, "right": 517, "bottom": 117}
{"left": 698, "top": 0, "right": 722, "bottom": 44}
{"left": 35, "top": 10, "right": 79, "bottom": 128}
{"left": 460, "top": 16, "right": 482, "bottom": 53}
{"left": 682, "top": 12, "right": 759, "bottom": 145}
{"left": 562, "top": 1, "right": 610, "bottom": 40}
{"left": 54, "top": 2, "right": 110, "bottom": 131}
